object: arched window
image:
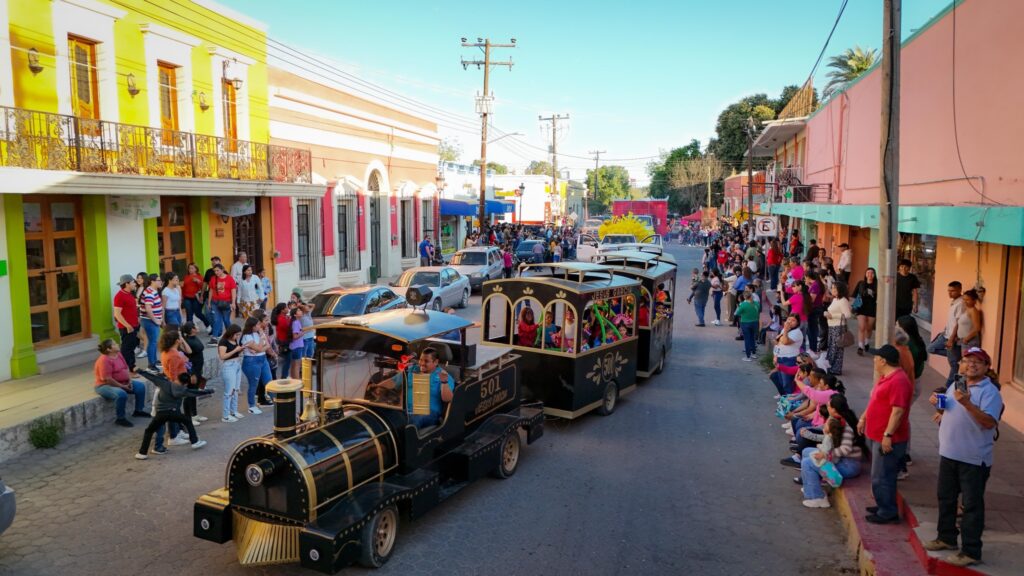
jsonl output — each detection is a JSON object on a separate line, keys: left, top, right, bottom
{"left": 483, "top": 294, "right": 513, "bottom": 344}
{"left": 541, "top": 300, "right": 578, "bottom": 353}
{"left": 511, "top": 297, "right": 542, "bottom": 348}
{"left": 654, "top": 279, "right": 674, "bottom": 321}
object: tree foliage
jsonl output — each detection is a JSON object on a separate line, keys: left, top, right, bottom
{"left": 439, "top": 137, "right": 461, "bottom": 162}
{"left": 525, "top": 160, "right": 553, "bottom": 176}
{"left": 585, "top": 165, "right": 631, "bottom": 213}
{"left": 823, "top": 46, "right": 877, "bottom": 99}
{"left": 472, "top": 160, "right": 509, "bottom": 174}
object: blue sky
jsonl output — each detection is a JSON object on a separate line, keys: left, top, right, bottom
{"left": 220, "top": 0, "right": 953, "bottom": 183}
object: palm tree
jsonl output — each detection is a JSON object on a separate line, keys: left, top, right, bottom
{"left": 822, "top": 46, "right": 878, "bottom": 99}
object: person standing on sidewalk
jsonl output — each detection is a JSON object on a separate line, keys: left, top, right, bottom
{"left": 922, "top": 347, "right": 1003, "bottom": 568}
{"left": 895, "top": 259, "right": 920, "bottom": 319}
{"left": 836, "top": 243, "right": 852, "bottom": 285}
{"left": 687, "top": 270, "right": 711, "bottom": 327}
{"left": 735, "top": 291, "right": 760, "bottom": 361}
{"left": 208, "top": 264, "right": 236, "bottom": 343}
{"left": 858, "top": 345, "right": 913, "bottom": 524}
{"left": 181, "top": 263, "right": 208, "bottom": 328}
{"left": 140, "top": 274, "right": 164, "bottom": 372}
{"left": 113, "top": 274, "right": 141, "bottom": 374}
{"left": 927, "top": 281, "right": 966, "bottom": 387}
{"left": 823, "top": 281, "right": 853, "bottom": 376}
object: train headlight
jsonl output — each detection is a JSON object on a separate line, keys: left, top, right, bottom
{"left": 246, "top": 459, "right": 277, "bottom": 487}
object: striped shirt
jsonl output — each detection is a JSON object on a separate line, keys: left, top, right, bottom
{"left": 142, "top": 287, "right": 163, "bottom": 322}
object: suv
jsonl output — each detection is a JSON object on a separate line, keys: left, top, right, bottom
{"left": 450, "top": 246, "right": 504, "bottom": 291}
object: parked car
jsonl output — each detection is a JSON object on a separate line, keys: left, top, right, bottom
{"left": 0, "top": 477, "right": 13, "bottom": 536}
{"left": 310, "top": 286, "right": 407, "bottom": 323}
{"left": 577, "top": 233, "right": 664, "bottom": 262}
{"left": 449, "top": 246, "right": 504, "bottom": 291}
{"left": 515, "top": 239, "right": 549, "bottom": 264}
{"left": 390, "top": 266, "right": 471, "bottom": 310}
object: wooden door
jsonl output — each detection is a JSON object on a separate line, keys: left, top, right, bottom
{"left": 222, "top": 79, "right": 238, "bottom": 151}
{"left": 232, "top": 212, "right": 262, "bottom": 272}
{"left": 157, "top": 198, "right": 191, "bottom": 278}
{"left": 23, "top": 197, "right": 89, "bottom": 346}
{"left": 158, "top": 62, "right": 179, "bottom": 144}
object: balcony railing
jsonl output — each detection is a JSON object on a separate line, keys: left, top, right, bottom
{"left": 0, "top": 105, "right": 311, "bottom": 184}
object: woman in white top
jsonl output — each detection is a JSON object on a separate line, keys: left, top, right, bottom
{"left": 236, "top": 264, "right": 262, "bottom": 320}
{"left": 561, "top": 307, "right": 577, "bottom": 352}
{"left": 954, "top": 289, "right": 983, "bottom": 348}
{"left": 162, "top": 272, "right": 183, "bottom": 326}
{"left": 823, "top": 281, "right": 854, "bottom": 376}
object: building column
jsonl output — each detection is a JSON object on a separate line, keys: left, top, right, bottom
{"left": 143, "top": 217, "right": 159, "bottom": 273}
{"left": 82, "top": 195, "right": 115, "bottom": 341}
{"left": 190, "top": 197, "right": 211, "bottom": 267}
{"left": 3, "top": 195, "right": 38, "bottom": 378}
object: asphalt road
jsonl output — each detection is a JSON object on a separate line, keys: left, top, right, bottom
{"left": 0, "top": 243, "right": 853, "bottom": 576}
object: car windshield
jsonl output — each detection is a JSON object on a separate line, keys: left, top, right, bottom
{"left": 397, "top": 271, "right": 440, "bottom": 287}
{"left": 451, "top": 251, "right": 487, "bottom": 266}
{"left": 519, "top": 241, "right": 540, "bottom": 251}
{"left": 603, "top": 235, "right": 636, "bottom": 244}
{"left": 311, "top": 293, "right": 366, "bottom": 317}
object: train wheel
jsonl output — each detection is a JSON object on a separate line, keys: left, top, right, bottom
{"left": 655, "top": 346, "right": 667, "bottom": 375}
{"left": 492, "top": 431, "right": 521, "bottom": 479}
{"left": 596, "top": 381, "right": 618, "bottom": 416}
{"left": 359, "top": 505, "right": 399, "bottom": 568}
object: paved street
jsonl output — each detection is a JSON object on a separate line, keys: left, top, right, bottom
{"left": 0, "top": 243, "right": 853, "bottom": 576}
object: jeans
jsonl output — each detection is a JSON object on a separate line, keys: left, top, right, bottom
{"left": 768, "top": 264, "right": 780, "bottom": 289}
{"left": 937, "top": 456, "right": 991, "bottom": 559}
{"left": 141, "top": 318, "right": 161, "bottom": 366}
{"left": 792, "top": 416, "right": 814, "bottom": 441}
{"left": 303, "top": 338, "right": 316, "bottom": 358}
{"left": 242, "top": 355, "right": 272, "bottom": 408}
{"left": 221, "top": 360, "right": 242, "bottom": 419}
{"left": 140, "top": 410, "right": 197, "bottom": 455}
{"left": 770, "top": 356, "right": 798, "bottom": 395}
{"left": 740, "top": 321, "right": 758, "bottom": 358}
{"left": 164, "top": 309, "right": 182, "bottom": 327}
{"left": 277, "top": 342, "right": 292, "bottom": 379}
{"left": 868, "top": 438, "right": 907, "bottom": 520}
{"left": 183, "top": 297, "right": 208, "bottom": 327}
{"left": 119, "top": 327, "right": 139, "bottom": 373}
{"left": 800, "top": 447, "right": 862, "bottom": 499}
{"left": 210, "top": 301, "right": 232, "bottom": 338}
{"left": 693, "top": 299, "right": 708, "bottom": 325}
{"left": 807, "top": 308, "right": 824, "bottom": 352}
{"left": 94, "top": 381, "right": 146, "bottom": 420}
{"left": 928, "top": 334, "right": 962, "bottom": 387}
{"left": 712, "top": 291, "right": 723, "bottom": 321}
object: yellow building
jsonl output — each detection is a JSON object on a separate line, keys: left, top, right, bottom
{"left": 0, "top": 0, "right": 321, "bottom": 381}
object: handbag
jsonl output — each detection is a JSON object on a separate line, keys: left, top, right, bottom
{"left": 839, "top": 313, "right": 856, "bottom": 348}
{"left": 851, "top": 294, "right": 863, "bottom": 312}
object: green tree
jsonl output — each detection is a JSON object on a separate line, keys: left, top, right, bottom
{"left": 708, "top": 95, "right": 777, "bottom": 164}
{"left": 525, "top": 160, "right": 553, "bottom": 175}
{"left": 439, "top": 137, "right": 461, "bottom": 162}
{"left": 472, "top": 160, "right": 509, "bottom": 174}
{"left": 823, "top": 46, "right": 877, "bottom": 99}
{"left": 648, "top": 140, "right": 702, "bottom": 203}
{"left": 586, "top": 165, "right": 631, "bottom": 213}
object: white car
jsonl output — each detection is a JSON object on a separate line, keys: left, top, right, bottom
{"left": 389, "top": 266, "right": 471, "bottom": 310}
{"left": 577, "top": 233, "right": 664, "bottom": 262}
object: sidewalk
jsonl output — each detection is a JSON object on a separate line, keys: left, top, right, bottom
{"left": 821, "top": 335, "right": 1024, "bottom": 575}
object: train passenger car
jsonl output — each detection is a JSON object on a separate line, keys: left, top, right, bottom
{"left": 595, "top": 251, "right": 678, "bottom": 377}
{"left": 481, "top": 263, "right": 642, "bottom": 419}
{"left": 194, "top": 304, "right": 543, "bottom": 573}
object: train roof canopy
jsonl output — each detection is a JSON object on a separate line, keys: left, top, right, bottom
{"left": 315, "top": 308, "right": 472, "bottom": 343}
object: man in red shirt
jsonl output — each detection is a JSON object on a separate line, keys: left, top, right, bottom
{"left": 858, "top": 344, "right": 913, "bottom": 524}
{"left": 208, "top": 264, "right": 237, "bottom": 342}
{"left": 112, "top": 274, "right": 141, "bottom": 373}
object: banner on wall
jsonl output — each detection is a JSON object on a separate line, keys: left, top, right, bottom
{"left": 108, "top": 195, "right": 160, "bottom": 220}
{"left": 211, "top": 197, "right": 256, "bottom": 217}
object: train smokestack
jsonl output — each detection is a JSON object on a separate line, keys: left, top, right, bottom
{"left": 265, "top": 379, "right": 303, "bottom": 438}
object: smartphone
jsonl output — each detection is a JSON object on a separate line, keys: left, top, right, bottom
{"left": 954, "top": 375, "right": 968, "bottom": 395}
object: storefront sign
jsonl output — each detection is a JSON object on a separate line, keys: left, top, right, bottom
{"left": 108, "top": 195, "right": 160, "bottom": 220}
{"left": 211, "top": 197, "right": 256, "bottom": 217}
{"left": 495, "top": 190, "right": 518, "bottom": 197}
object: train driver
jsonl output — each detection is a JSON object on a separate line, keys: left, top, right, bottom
{"left": 404, "top": 347, "right": 455, "bottom": 428}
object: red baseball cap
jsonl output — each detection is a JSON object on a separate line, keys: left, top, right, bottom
{"left": 962, "top": 347, "right": 991, "bottom": 364}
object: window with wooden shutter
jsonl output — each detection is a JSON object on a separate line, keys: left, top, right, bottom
{"left": 158, "top": 62, "right": 179, "bottom": 143}
{"left": 67, "top": 36, "right": 100, "bottom": 133}
{"left": 222, "top": 79, "right": 238, "bottom": 151}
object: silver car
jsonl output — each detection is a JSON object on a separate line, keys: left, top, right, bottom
{"left": 390, "top": 266, "right": 471, "bottom": 310}
{"left": 450, "top": 246, "right": 504, "bottom": 291}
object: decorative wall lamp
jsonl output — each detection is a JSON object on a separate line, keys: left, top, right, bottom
{"left": 126, "top": 73, "right": 140, "bottom": 97}
{"left": 222, "top": 59, "right": 243, "bottom": 90}
{"left": 192, "top": 90, "right": 210, "bottom": 112}
{"left": 27, "top": 48, "right": 43, "bottom": 74}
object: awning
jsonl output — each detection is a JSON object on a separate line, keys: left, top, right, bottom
{"left": 486, "top": 199, "right": 514, "bottom": 214}
{"left": 681, "top": 210, "right": 703, "bottom": 222}
{"left": 750, "top": 116, "right": 808, "bottom": 157}
{"left": 440, "top": 199, "right": 476, "bottom": 216}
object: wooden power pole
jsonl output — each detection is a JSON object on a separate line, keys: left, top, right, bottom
{"left": 540, "top": 113, "right": 569, "bottom": 224}
{"left": 876, "top": 0, "right": 901, "bottom": 348}
{"left": 461, "top": 37, "right": 515, "bottom": 229}
{"left": 588, "top": 149, "right": 605, "bottom": 221}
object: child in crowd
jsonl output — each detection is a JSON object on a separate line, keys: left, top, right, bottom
{"left": 760, "top": 305, "right": 783, "bottom": 345}
{"left": 135, "top": 371, "right": 213, "bottom": 459}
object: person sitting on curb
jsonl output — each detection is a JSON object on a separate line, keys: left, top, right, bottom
{"left": 796, "top": 394, "right": 865, "bottom": 509}
{"left": 922, "top": 347, "right": 1004, "bottom": 568}
{"left": 93, "top": 339, "right": 150, "bottom": 427}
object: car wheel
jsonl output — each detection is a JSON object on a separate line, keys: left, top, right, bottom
{"left": 458, "top": 289, "right": 469, "bottom": 309}
{"left": 358, "top": 505, "right": 399, "bottom": 568}
{"left": 432, "top": 298, "right": 443, "bottom": 311}
{"left": 596, "top": 381, "right": 618, "bottom": 416}
{"left": 491, "top": 431, "right": 521, "bottom": 479}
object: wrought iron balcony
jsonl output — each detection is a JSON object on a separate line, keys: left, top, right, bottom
{"left": 0, "top": 105, "right": 311, "bottom": 184}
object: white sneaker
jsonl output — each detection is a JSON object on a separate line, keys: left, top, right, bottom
{"left": 742, "top": 356, "right": 753, "bottom": 362}
{"left": 191, "top": 418, "right": 202, "bottom": 427}
{"left": 169, "top": 437, "right": 190, "bottom": 446}
{"left": 802, "top": 498, "right": 831, "bottom": 509}
{"left": 773, "top": 394, "right": 781, "bottom": 400}
{"left": 782, "top": 422, "right": 793, "bottom": 430}
{"left": 176, "top": 431, "right": 189, "bottom": 441}
{"left": 232, "top": 412, "right": 244, "bottom": 419}
{"left": 191, "top": 440, "right": 207, "bottom": 450}
{"left": 134, "top": 453, "right": 148, "bottom": 460}
{"left": 712, "top": 320, "right": 721, "bottom": 326}
{"left": 221, "top": 416, "right": 238, "bottom": 423}
{"left": 196, "top": 415, "right": 208, "bottom": 422}
{"left": 248, "top": 406, "right": 263, "bottom": 415}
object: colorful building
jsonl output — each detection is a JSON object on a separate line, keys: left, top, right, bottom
{"left": 0, "top": 0, "right": 320, "bottom": 382}
{"left": 757, "top": 0, "right": 1024, "bottom": 393}
{"left": 267, "top": 62, "right": 441, "bottom": 292}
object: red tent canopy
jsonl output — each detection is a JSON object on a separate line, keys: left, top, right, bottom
{"left": 681, "top": 210, "right": 703, "bottom": 222}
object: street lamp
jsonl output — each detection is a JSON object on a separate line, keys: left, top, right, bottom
{"left": 515, "top": 182, "right": 525, "bottom": 223}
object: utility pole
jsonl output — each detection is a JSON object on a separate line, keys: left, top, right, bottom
{"left": 746, "top": 116, "right": 756, "bottom": 240}
{"left": 876, "top": 0, "right": 901, "bottom": 348}
{"left": 539, "top": 113, "right": 569, "bottom": 225}
{"left": 588, "top": 149, "right": 605, "bottom": 221}
{"left": 461, "top": 37, "right": 515, "bottom": 229}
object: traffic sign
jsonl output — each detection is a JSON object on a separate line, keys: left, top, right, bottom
{"left": 755, "top": 216, "right": 779, "bottom": 237}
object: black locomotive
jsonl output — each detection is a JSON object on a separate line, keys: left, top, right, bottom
{"left": 194, "top": 305, "right": 543, "bottom": 573}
